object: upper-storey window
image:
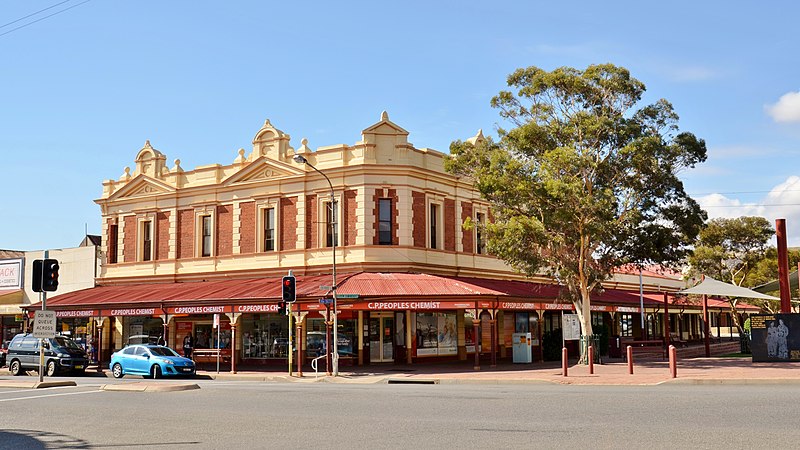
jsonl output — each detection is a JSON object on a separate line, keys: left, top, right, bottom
{"left": 475, "top": 212, "right": 485, "bottom": 254}
{"left": 263, "top": 207, "right": 276, "bottom": 252}
{"left": 325, "top": 200, "right": 339, "bottom": 247}
{"left": 378, "top": 198, "right": 392, "bottom": 245}
{"left": 141, "top": 220, "right": 153, "bottom": 261}
{"left": 108, "top": 222, "right": 118, "bottom": 264}
{"left": 201, "top": 215, "right": 212, "bottom": 257}
{"left": 429, "top": 203, "right": 439, "bottom": 249}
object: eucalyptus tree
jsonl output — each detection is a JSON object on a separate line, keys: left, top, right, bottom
{"left": 446, "top": 64, "right": 707, "bottom": 349}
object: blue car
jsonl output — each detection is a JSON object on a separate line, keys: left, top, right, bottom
{"left": 110, "top": 344, "right": 195, "bottom": 379}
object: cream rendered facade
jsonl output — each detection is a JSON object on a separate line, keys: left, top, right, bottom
{"left": 96, "top": 112, "right": 523, "bottom": 285}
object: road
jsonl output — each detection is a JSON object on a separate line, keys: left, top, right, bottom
{"left": 0, "top": 376, "right": 796, "bottom": 449}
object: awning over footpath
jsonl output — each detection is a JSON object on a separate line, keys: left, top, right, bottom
{"left": 26, "top": 272, "right": 735, "bottom": 315}
{"left": 679, "top": 276, "right": 780, "bottom": 301}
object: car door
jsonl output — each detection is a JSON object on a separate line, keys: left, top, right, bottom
{"left": 130, "top": 346, "right": 151, "bottom": 374}
{"left": 21, "top": 337, "right": 39, "bottom": 368}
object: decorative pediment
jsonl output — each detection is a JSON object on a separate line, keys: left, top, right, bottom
{"left": 362, "top": 111, "right": 409, "bottom": 136}
{"left": 107, "top": 175, "right": 175, "bottom": 200}
{"left": 222, "top": 156, "right": 301, "bottom": 186}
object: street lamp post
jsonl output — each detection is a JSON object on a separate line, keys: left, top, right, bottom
{"left": 293, "top": 154, "right": 339, "bottom": 376}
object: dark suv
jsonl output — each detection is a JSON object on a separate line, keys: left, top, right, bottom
{"left": 6, "top": 334, "right": 89, "bottom": 376}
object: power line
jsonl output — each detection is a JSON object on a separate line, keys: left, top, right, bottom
{"left": 0, "top": 0, "right": 91, "bottom": 39}
{"left": 0, "top": 0, "right": 73, "bottom": 29}
{"left": 702, "top": 204, "right": 800, "bottom": 208}
{"left": 691, "top": 189, "right": 800, "bottom": 196}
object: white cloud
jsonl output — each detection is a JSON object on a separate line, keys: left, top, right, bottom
{"left": 697, "top": 176, "right": 800, "bottom": 246}
{"left": 766, "top": 90, "right": 800, "bottom": 123}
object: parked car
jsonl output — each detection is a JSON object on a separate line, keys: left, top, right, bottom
{"left": 110, "top": 344, "right": 195, "bottom": 379}
{"left": 6, "top": 334, "right": 89, "bottom": 376}
{"left": 0, "top": 340, "right": 9, "bottom": 367}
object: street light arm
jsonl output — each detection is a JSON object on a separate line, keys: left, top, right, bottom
{"left": 293, "top": 153, "right": 340, "bottom": 376}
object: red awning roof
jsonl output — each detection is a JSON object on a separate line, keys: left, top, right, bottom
{"left": 35, "top": 272, "right": 678, "bottom": 310}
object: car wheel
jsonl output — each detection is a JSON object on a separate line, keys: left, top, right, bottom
{"left": 10, "top": 360, "right": 22, "bottom": 376}
{"left": 151, "top": 365, "right": 162, "bottom": 379}
{"left": 112, "top": 363, "right": 124, "bottom": 379}
{"left": 46, "top": 360, "right": 57, "bottom": 377}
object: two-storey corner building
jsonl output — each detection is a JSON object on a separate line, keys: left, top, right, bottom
{"left": 37, "top": 112, "right": 753, "bottom": 372}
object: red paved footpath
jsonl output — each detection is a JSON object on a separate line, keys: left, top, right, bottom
{"left": 3, "top": 357, "right": 800, "bottom": 386}
{"left": 193, "top": 356, "right": 800, "bottom": 386}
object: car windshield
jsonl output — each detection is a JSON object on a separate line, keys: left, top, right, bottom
{"left": 149, "top": 346, "right": 179, "bottom": 357}
{"left": 53, "top": 337, "right": 82, "bottom": 350}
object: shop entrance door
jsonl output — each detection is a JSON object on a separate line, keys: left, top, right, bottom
{"left": 369, "top": 313, "right": 394, "bottom": 362}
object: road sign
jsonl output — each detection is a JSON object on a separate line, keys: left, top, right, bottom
{"left": 33, "top": 310, "right": 56, "bottom": 338}
{"left": 319, "top": 298, "right": 333, "bottom": 305}
{"left": 336, "top": 294, "right": 358, "bottom": 299}
{"left": 319, "top": 285, "right": 332, "bottom": 290}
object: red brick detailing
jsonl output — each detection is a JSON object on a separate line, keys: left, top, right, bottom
{"left": 444, "top": 198, "right": 456, "bottom": 252}
{"left": 344, "top": 190, "right": 357, "bottom": 246}
{"left": 239, "top": 201, "right": 256, "bottom": 254}
{"left": 177, "top": 209, "right": 194, "bottom": 259}
{"left": 123, "top": 216, "right": 136, "bottom": 263}
{"left": 372, "top": 189, "right": 400, "bottom": 245}
{"left": 461, "top": 201, "right": 474, "bottom": 253}
{"left": 281, "top": 197, "right": 298, "bottom": 250}
{"left": 216, "top": 205, "right": 233, "bottom": 256}
{"left": 107, "top": 218, "right": 118, "bottom": 264}
{"left": 156, "top": 212, "right": 170, "bottom": 260}
{"left": 305, "top": 194, "right": 317, "bottom": 249}
{"left": 411, "top": 191, "right": 426, "bottom": 248}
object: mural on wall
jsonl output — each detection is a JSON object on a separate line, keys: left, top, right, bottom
{"left": 751, "top": 314, "right": 799, "bottom": 362}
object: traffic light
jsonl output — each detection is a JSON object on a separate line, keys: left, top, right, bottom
{"left": 277, "top": 301, "right": 287, "bottom": 316}
{"left": 32, "top": 259, "right": 59, "bottom": 293}
{"left": 282, "top": 276, "right": 296, "bottom": 303}
{"left": 42, "top": 259, "right": 59, "bottom": 292}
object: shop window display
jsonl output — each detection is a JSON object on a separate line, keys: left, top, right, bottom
{"left": 122, "top": 316, "right": 164, "bottom": 345}
{"left": 241, "top": 314, "right": 289, "bottom": 359}
{"left": 415, "top": 312, "right": 457, "bottom": 356}
{"left": 306, "top": 318, "right": 356, "bottom": 358}
{"left": 194, "top": 322, "right": 232, "bottom": 349}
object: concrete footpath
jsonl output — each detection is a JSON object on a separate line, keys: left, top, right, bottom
{"left": 1, "top": 357, "right": 798, "bottom": 387}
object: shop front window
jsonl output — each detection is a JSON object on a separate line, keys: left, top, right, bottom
{"left": 619, "top": 313, "right": 633, "bottom": 337}
{"left": 122, "top": 316, "right": 164, "bottom": 345}
{"left": 241, "top": 314, "right": 289, "bottom": 359}
{"left": 415, "top": 312, "right": 457, "bottom": 356}
{"left": 306, "top": 317, "right": 356, "bottom": 358}
{"left": 194, "top": 322, "right": 231, "bottom": 349}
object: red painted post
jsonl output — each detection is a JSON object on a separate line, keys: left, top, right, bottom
{"left": 588, "top": 345, "right": 594, "bottom": 375}
{"left": 669, "top": 345, "right": 677, "bottom": 378}
{"left": 627, "top": 345, "right": 633, "bottom": 374}
{"left": 562, "top": 347, "right": 568, "bottom": 377}
{"left": 777, "top": 219, "right": 792, "bottom": 313}
{"left": 703, "top": 294, "right": 710, "bottom": 357}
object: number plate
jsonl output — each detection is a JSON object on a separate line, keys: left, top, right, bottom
{"left": 74, "top": 365, "right": 83, "bottom": 369}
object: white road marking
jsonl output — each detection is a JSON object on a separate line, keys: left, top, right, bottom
{"left": 0, "top": 389, "right": 104, "bottom": 402}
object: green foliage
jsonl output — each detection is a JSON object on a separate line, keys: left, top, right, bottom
{"left": 445, "top": 64, "right": 707, "bottom": 333}
{"left": 687, "top": 216, "right": 774, "bottom": 285}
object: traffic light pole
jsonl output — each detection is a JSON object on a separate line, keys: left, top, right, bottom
{"left": 38, "top": 250, "right": 48, "bottom": 383}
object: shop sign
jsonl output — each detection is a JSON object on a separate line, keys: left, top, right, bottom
{"left": 500, "top": 302, "right": 536, "bottom": 310}
{"left": 235, "top": 304, "right": 278, "bottom": 313}
{"left": 543, "top": 303, "right": 574, "bottom": 311}
{"left": 362, "top": 301, "right": 473, "bottom": 311}
{"left": 55, "top": 310, "right": 97, "bottom": 318}
{"left": 0, "top": 258, "right": 22, "bottom": 289}
{"left": 167, "top": 305, "right": 229, "bottom": 315}
{"left": 590, "top": 305, "right": 611, "bottom": 312}
{"left": 615, "top": 306, "right": 640, "bottom": 313}
{"left": 104, "top": 308, "right": 163, "bottom": 316}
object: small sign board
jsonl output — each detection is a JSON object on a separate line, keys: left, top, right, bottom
{"left": 751, "top": 313, "right": 800, "bottom": 362}
{"left": 319, "top": 298, "right": 333, "bottom": 305}
{"left": 562, "top": 314, "right": 581, "bottom": 341}
{"left": 33, "top": 310, "right": 57, "bottom": 338}
{"left": 336, "top": 294, "right": 359, "bottom": 299}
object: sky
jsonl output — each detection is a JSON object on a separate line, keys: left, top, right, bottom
{"left": 2, "top": 0, "right": 800, "bottom": 251}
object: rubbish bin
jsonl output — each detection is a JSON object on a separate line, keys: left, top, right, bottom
{"left": 740, "top": 333, "right": 751, "bottom": 354}
{"left": 608, "top": 335, "right": 621, "bottom": 358}
{"left": 512, "top": 332, "right": 532, "bottom": 363}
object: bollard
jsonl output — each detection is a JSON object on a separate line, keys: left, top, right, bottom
{"left": 627, "top": 345, "right": 633, "bottom": 375}
{"left": 588, "top": 345, "right": 594, "bottom": 375}
{"left": 669, "top": 345, "right": 677, "bottom": 378}
{"left": 562, "top": 347, "right": 568, "bottom": 377}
